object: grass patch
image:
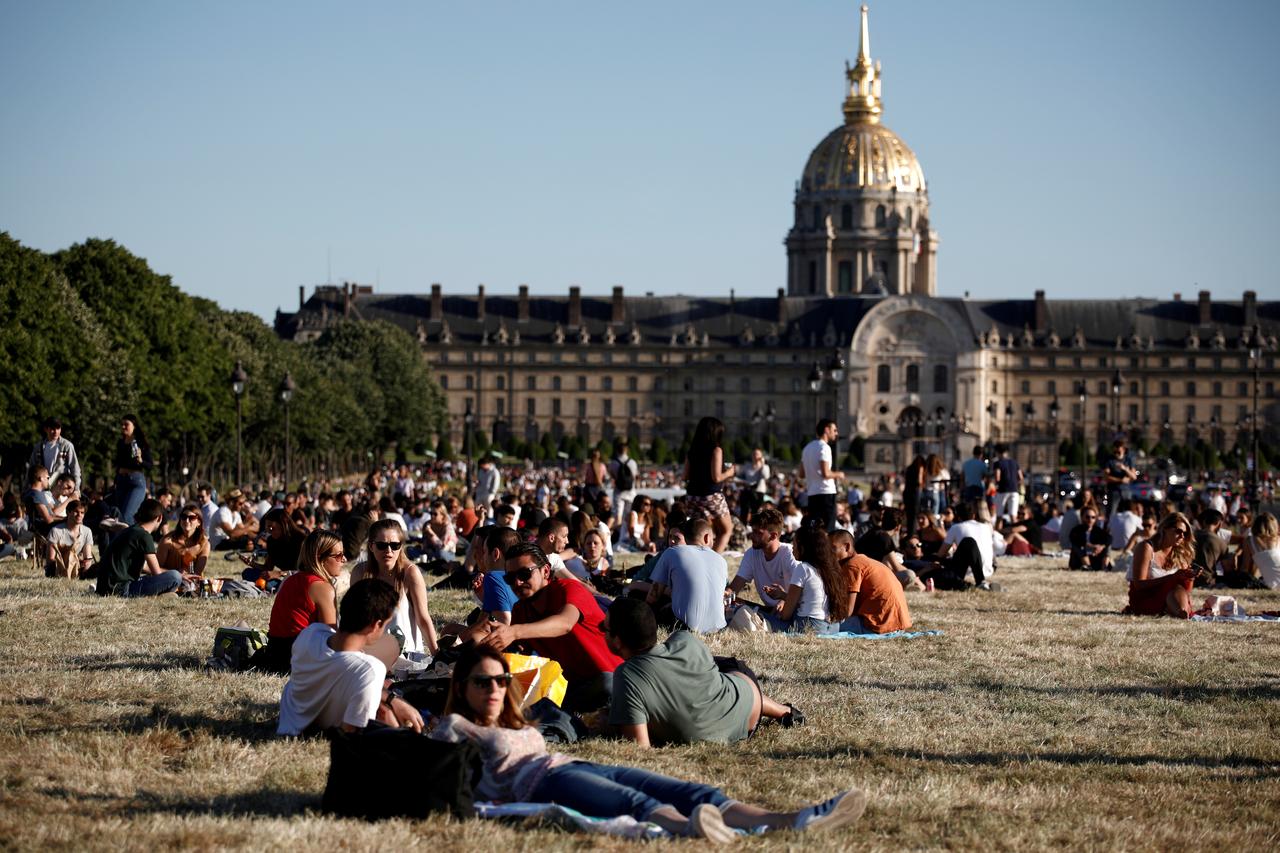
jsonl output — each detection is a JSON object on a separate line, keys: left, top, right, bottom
{"left": 1, "top": 553, "right": 1278, "bottom": 849}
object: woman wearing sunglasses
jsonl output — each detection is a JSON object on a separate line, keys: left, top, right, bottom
{"left": 352, "top": 518, "right": 440, "bottom": 656}
{"left": 428, "top": 643, "right": 866, "bottom": 841}
{"left": 1123, "top": 512, "right": 1196, "bottom": 618}
{"left": 156, "top": 503, "right": 210, "bottom": 580}
{"left": 254, "top": 529, "right": 347, "bottom": 675}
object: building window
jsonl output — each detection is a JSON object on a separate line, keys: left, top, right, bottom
{"left": 740, "top": 400, "right": 750, "bottom": 418}
{"left": 1160, "top": 381, "right": 1170, "bottom": 396}
{"left": 577, "top": 399, "right": 587, "bottom": 418}
{"left": 877, "top": 365, "right": 891, "bottom": 393}
{"left": 906, "top": 365, "right": 920, "bottom": 393}
{"left": 628, "top": 376, "right": 638, "bottom": 392}
{"left": 1238, "top": 381, "right": 1248, "bottom": 397}
{"left": 1097, "top": 404, "right": 1108, "bottom": 423}
{"left": 740, "top": 377, "right": 750, "bottom": 393}
{"left": 1097, "top": 380, "right": 1107, "bottom": 395}
{"left": 1072, "top": 357, "right": 1082, "bottom": 368}
{"left": 578, "top": 376, "right": 587, "bottom": 391}
{"left": 439, "top": 375, "right": 449, "bottom": 389}
{"left": 1130, "top": 357, "right": 1140, "bottom": 369}
{"left": 654, "top": 400, "right": 663, "bottom": 417}
{"left": 526, "top": 398, "right": 536, "bottom": 416}
{"left": 1047, "top": 356, "right": 1056, "bottom": 369}
{"left": 1159, "top": 404, "right": 1170, "bottom": 422}
{"left": 1128, "top": 381, "right": 1138, "bottom": 395}
{"left": 991, "top": 380, "right": 998, "bottom": 394}
{"left": 683, "top": 378, "right": 693, "bottom": 392}
{"left": 838, "top": 261, "right": 853, "bottom": 293}
{"left": 496, "top": 398, "right": 505, "bottom": 416}
{"left": 1185, "top": 382, "right": 1195, "bottom": 396}
{"left": 808, "top": 261, "right": 818, "bottom": 293}
{"left": 526, "top": 375, "right": 536, "bottom": 390}
{"left": 1212, "top": 381, "right": 1222, "bottom": 396}
{"left": 603, "top": 399, "right": 612, "bottom": 417}
{"left": 552, "top": 399, "right": 561, "bottom": 416}
{"left": 906, "top": 207, "right": 913, "bottom": 227}
{"left": 629, "top": 399, "right": 638, "bottom": 417}
{"left": 1187, "top": 356, "right": 1196, "bottom": 369}
{"left": 496, "top": 375, "right": 505, "bottom": 391}
{"left": 683, "top": 399, "right": 693, "bottom": 418}
{"left": 766, "top": 378, "right": 776, "bottom": 393}
{"left": 841, "top": 204, "right": 853, "bottom": 229}
{"left": 811, "top": 204, "right": 821, "bottom": 229}
{"left": 714, "top": 400, "right": 725, "bottom": 418}
{"left": 603, "top": 376, "right": 613, "bottom": 391}
{"left": 791, "top": 378, "right": 801, "bottom": 393}
{"left": 603, "top": 352, "right": 612, "bottom": 365}
{"left": 714, "top": 377, "right": 725, "bottom": 393}
{"left": 1100, "top": 356, "right": 1108, "bottom": 368}
{"left": 1128, "top": 403, "right": 1139, "bottom": 422}
{"left": 465, "top": 375, "right": 474, "bottom": 390}
{"left": 875, "top": 205, "right": 886, "bottom": 227}
{"left": 552, "top": 376, "right": 562, "bottom": 391}
{"left": 1020, "top": 380, "right": 1031, "bottom": 394}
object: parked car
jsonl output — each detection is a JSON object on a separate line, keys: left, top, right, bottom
{"left": 1030, "top": 473, "right": 1054, "bottom": 503}
{"left": 1119, "top": 479, "right": 1164, "bottom": 504}
{"left": 1057, "top": 469, "right": 1082, "bottom": 503}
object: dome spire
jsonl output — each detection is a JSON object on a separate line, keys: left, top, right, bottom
{"left": 843, "top": 4, "right": 883, "bottom": 125}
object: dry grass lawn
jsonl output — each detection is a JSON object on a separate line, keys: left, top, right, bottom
{"left": 1, "top": 550, "right": 1278, "bottom": 851}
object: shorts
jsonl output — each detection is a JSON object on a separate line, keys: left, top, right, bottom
{"left": 685, "top": 492, "right": 729, "bottom": 520}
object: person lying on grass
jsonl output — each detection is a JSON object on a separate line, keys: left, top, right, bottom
{"left": 427, "top": 642, "right": 865, "bottom": 841}
{"left": 1123, "top": 512, "right": 1196, "bottom": 619}
{"left": 277, "top": 578, "right": 423, "bottom": 736}
{"left": 603, "top": 598, "right": 801, "bottom": 748}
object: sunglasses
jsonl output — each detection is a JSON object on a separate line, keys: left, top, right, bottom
{"left": 181, "top": 515, "right": 200, "bottom": 522}
{"left": 325, "top": 551, "right": 346, "bottom": 561}
{"left": 468, "top": 673, "right": 513, "bottom": 689}
{"left": 372, "top": 540, "right": 403, "bottom": 551}
{"left": 904, "top": 541, "right": 921, "bottom": 548}
{"left": 504, "top": 566, "right": 537, "bottom": 586}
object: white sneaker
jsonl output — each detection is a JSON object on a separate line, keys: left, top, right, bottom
{"left": 793, "top": 789, "right": 867, "bottom": 833}
{"left": 689, "top": 803, "right": 736, "bottom": 844}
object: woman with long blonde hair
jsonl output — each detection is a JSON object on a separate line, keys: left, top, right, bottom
{"left": 253, "top": 529, "right": 347, "bottom": 674}
{"left": 1123, "top": 512, "right": 1195, "bottom": 618}
{"left": 351, "top": 518, "right": 439, "bottom": 655}
{"left": 1238, "top": 512, "right": 1280, "bottom": 589}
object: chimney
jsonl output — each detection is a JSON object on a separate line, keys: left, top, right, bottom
{"left": 1033, "top": 290, "right": 1047, "bottom": 331}
{"left": 476, "top": 284, "right": 486, "bottom": 321}
{"left": 568, "top": 286, "right": 582, "bottom": 327}
{"left": 776, "top": 288, "right": 788, "bottom": 325}
{"left": 1198, "top": 290, "right": 1211, "bottom": 326}
{"left": 298, "top": 285, "right": 304, "bottom": 311}
{"left": 1243, "top": 290, "right": 1258, "bottom": 327}
{"left": 518, "top": 285, "right": 529, "bottom": 322}
{"left": 430, "top": 283, "right": 442, "bottom": 322}
{"left": 611, "top": 285, "right": 625, "bottom": 324}
{"left": 343, "top": 282, "right": 351, "bottom": 317}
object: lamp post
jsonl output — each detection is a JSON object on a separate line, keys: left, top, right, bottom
{"left": 807, "top": 362, "right": 824, "bottom": 430}
{"left": 751, "top": 408, "right": 763, "bottom": 448}
{"left": 986, "top": 400, "right": 998, "bottom": 447}
{"left": 1076, "top": 381, "right": 1088, "bottom": 480}
{"left": 1004, "top": 401, "right": 1014, "bottom": 441}
{"left": 1247, "top": 324, "right": 1264, "bottom": 512}
{"left": 1111, "top": 368, "right": 1124, "bottom": 440}
{"left": 463, "top": 401, "right": 475, "bottom": 496}
{"left": 230, "top": 361, "right": 247, "bottom": 487}
{"left": 279, "top": 372, "right": 295, "bottom": 489}
{"left": 765, "top": 403, "right": 776, "bottom": 455}
{"left": 1049, "top": 397, "right": 1060, "bottom": 465}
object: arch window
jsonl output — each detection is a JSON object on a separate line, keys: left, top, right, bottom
{"left": 811, "top": 205, "right": 821, "bottom": 229}
{"left": 840, "top": 204, "right": 853, "bottom": 230}
{"left": 905, "top": 364, "right": 920, "bottom": 393}
{"left": 933, "top": 365, "right": 948, "bottom": 393}
{"left": 875, "top": 205, "right": 886, "bottom": 227}
{"left": 838, "top": 261, "right": 853, "bottom": 294}
{"left": 906, "top": 207, "right": 913, "bottom": 227}
{"left": 808, "top": 261, "right": 818, "bottom": 293}
{"left": 876, "top": 364, "right": 891, "bottom": 392}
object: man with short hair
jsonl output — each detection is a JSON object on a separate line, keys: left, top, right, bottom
{"left": 28, "top": 417, "right": 80, "bottom": 492}
{"left": 474, "top": 458, "right": 501, "bottom": 513}
{"left": 934, "top": 500, "right": 1002, "bottom": 590}
{"left": 95, "top": 499, "right": 183, "bottom": 597}
{"left": 1103, "top": 441, "right": 1139, "bottom": 519}
{"left": 1109, "top": 499, "right": 1143, "bottom": 552}
{"left": 961, "top": 446, "right": 988, "bottom": 503}
{"left": 1193, "top": 509, "right": 1228, "bottom": 585}
{"left": 277, "top": 578, "right": 423, "bottom": 736}
{"left": 727, "top": 507, "right": 802, "bottom": 614}
{"left": 993, "top": 444, "right": 1023, "bottom": 523}
{"left": 802, "top": 419, "right": 844, "bottom": 531}
{"left": 604, "top": 598, "right": 798, "bottom": 747}
{"left": 196, "top": 484, "right": 218, "bottom": 533}
{"left": 208, "top": 488, "right": 259, "bottom": 550}
{"left": 535, "top": 516, "right": 574, "bottom": 577}
{"left": 645, "top": 518, "right": 728, "bottom": 633}
{"left": 476, "top": 525, "right": 521, "bottom": 624}
{"left": 480, "top": 542, "right": 621, "bottom": 711}
{"left": 609, "top": 438, "right": 639, "bottom": 529}
{"left": 1068, "top": 507, "right": 1111, "bottom": 571}
{"left": 829, "top": 530, "right": 912, "bottom": 634}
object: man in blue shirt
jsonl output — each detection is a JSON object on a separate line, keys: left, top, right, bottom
{"left": 961, "top": 446, "right": 989, "bottom": 503}
{"left": 646, "top": 518, "right": 728, "bottom": 633}
{"left": 476, "top": 525, "right": 520, "bottom": 623}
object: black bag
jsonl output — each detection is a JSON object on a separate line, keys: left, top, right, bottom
{"left": 322, "top": 727, "right": 480, "bottom": 820}
{"left": 613, "top": 457, "right": 634, "bottom": 492}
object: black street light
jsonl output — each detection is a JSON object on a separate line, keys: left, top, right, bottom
{"left": 463, "top": 401, "right": 475, "bottom": 495}
{"left": 1247, "top": 324, "right": 1264, "bottom": 512}
{"left": 751, "top": 408, "right": 763, "bottom": 447}
{"left": 765, "top": 402, "right": 776, "bottom": 454}
{"left": 1076, "top": 381, "right": 1089, "bottom": 478}
{"left": 1111, "top": 368, "right": 1124, "bottom": 437}
{"left": 230, "top": 361, "right": 248, "bottom": 487}
{"left": 279, "top": 372, "right": 295, "bottom": 489}
{"left": 1049, "top": 397, "right": 1060, "bottom": 464}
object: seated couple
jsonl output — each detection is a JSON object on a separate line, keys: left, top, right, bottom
{"left": 728, "top": 509, "right": 911, "bottom": 634}
{"left": 279, "top": 582, "right": 865, "bottom": 840}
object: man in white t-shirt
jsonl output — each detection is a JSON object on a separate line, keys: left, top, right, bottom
{"left": 1108, "top": 499, "right": 1143, "bottom": 551}
{"left": 609, "top": 439, "right": 640, "bottom": 528}
{"left": 935, "top": 500, "right": 1001, "bottom": 591}
{"left": 801, "top": 419, "right": 844, "bottom": 531}
{"left": 728, "top": 507, "right": 801, "bottom": 611}
{"left": 208, "top": 489, "right": 259, "bottom": 551}
{"left": 278, "top": 578, "right": 423, "bottom": 736}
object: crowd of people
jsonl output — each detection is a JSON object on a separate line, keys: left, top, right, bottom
{"left": 5, "top": 411, "right": 1277, "bottom": 838}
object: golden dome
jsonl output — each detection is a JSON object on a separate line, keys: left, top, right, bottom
{"left": 800, "top": 122, "right": 926, "bottom": 192}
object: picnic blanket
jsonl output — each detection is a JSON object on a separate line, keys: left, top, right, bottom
{"left": 817, "top": 629, "right": 945, "bottom": 640}
{"left": 1191, "top": 614, "right": 1280, "bottom": 623}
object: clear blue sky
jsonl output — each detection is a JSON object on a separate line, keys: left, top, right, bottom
{"left": 2, "top": 0, "right": 1277, "bottom": 319}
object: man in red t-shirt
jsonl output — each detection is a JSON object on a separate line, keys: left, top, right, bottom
{"left": 479, "top": 541, "right": 621, "bottom": 711}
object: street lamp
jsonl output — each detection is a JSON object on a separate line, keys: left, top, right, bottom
{"left": 1049, "top": 397, "right": 1060, "bottom": 464}
{"left": 1004, "top": 401, "right": 1014, "bottom": 439}
{"left": 230, "top": 361, "right": 248, "bottom": 486}
{"left": 1246, "top": 324, "right": 1264, "bottom": 511}
{"left": 765, "top": 402, "right": 776, "bottom": 455}
{"left": 463, "top": 401, "right": 475, "bottom": 495}
{"left": 751, "top": 408, "right": 763, "bottom": 447}
{"left": 279, "top": 372, "right": 295, "bottom": 489}
{"left": 1076, "top": 381, "right": 1088, "bottom": 478}
{"left": 807, "top": 362, "right": 825, "bottom": 435}
{"left": 1111, "top": 368, "right": 1124, "bottom": 438}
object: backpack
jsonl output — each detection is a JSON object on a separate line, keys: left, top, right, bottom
{"left": 206, "top": 624, "right": 266, "bottom": 672}
{"left": 614, "top": 457, "right": 634, "bottom": 492}
{"left": 322, "top": 728, "right": 480, "bottom": 819}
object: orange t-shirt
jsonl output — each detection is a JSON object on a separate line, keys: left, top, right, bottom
{"left": 842, "top": 554, "right": 912, "bottom": 634}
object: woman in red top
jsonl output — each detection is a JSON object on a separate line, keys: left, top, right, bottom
{"left": 251, "top": 529, "right": 346, "bottom": 675}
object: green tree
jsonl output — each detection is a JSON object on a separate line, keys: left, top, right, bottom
{"left": 650, "top": 437, "right": 670, "bottom": 466}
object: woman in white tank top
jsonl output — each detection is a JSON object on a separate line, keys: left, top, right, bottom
{"left": 1124, "top": 512, "right": 1195, "bottom": 618}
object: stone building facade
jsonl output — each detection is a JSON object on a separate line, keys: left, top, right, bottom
{"left": 274, "top": 6, "right": 1277, "bottom": 470}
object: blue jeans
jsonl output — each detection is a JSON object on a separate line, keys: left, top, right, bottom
{"left": 530, "top": 761, "right": 728, "bottom": 820}
{"left": 763, "top": 612, "right": 837, "bottom": 634}
{"left": 837, "top": 614, "right": 867, "bottom": 634}
{"left": 126, "top": 570, "right": 182, "bottom": 597}
{"left": 113, "top": 472, "right": 148, "bottom": 525}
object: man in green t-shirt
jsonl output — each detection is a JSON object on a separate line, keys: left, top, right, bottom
{"left": 603, "top": 598, "right": 801, "bottom": 747}
{"left": 96, "top": 499, "right": 182, "bottom": 597}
